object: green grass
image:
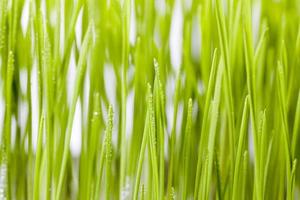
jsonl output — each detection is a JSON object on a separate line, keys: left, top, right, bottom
{"left": 0, "top": 0, "right": 300, "bottom": 199}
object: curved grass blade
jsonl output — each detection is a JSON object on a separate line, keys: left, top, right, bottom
{"left": 277, "top": 61, "right": 292, "bottom": 200}
{"left": 292, "top": 91, "right": 300, "bottom": 158}
{"left": 241, "top": 151, "right": 248, "bottom": 200}
{"left": 201, "top": 57, "right": 224, "bottom": 199}
{"left": 33, "top": 114, "right": 45, "bottom": 200}
{"left": 133, "top": 86, "right": 152, "bottom": 200}
{"left": 232, "top": 96, "right": 249, "bottom": 199}
{"left": 215, "top": 0, "right": 236, "bottom": 181}
{"left": 242, "top": 0, "right": 261, "bottom": 197}
{"left": 194, "top": 48, "right": 218, "bottom": 199}
{"left": 55, "top": 24, "right": 93, "bottom": 200}
{"left": 262, "top": 137, "right": 273, "bottom": 197}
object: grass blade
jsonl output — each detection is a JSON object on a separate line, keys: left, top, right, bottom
{"left": 55, "top": 24, "right": 93, "bottom": 200}
{"left": 232, "top": 96, "right": 249, "bottom": 199}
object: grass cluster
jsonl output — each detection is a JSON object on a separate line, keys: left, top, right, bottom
{"left": 0, "top": 0, "right": 300, "bottom": 199}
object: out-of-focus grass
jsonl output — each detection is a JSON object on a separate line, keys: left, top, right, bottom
{"left": 0, "top": 0, "right": 299, "bottom": 199}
